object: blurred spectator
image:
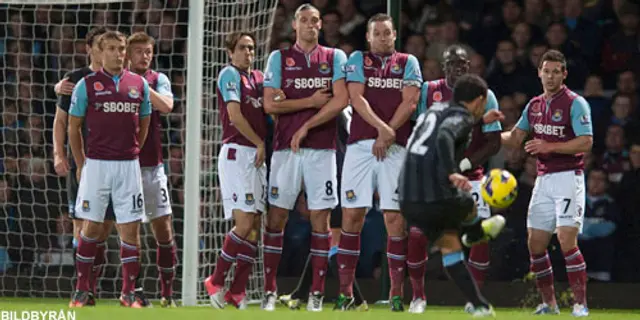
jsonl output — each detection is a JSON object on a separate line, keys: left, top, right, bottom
{"left": 600, "top": 3, "right": 640, "bottom": 80}
{"left": 596, "top": 124, "right": 631, "bottom": 184}
{"left": 319, "top": 10, "right": 343, "bottom": 48}
{"left": 563, "top": 0, "right": 602, "bottom": 68}
{"left": 422, "top": 58, "right": 443, "bottom": 81}
{"left": 580, "top": 168, "right": 620, "bottom": 282}
{"left": 485, "top": 39, "right": 538, "bottom": 99}
{"left": 336, "top": 0, "right": 367, "bottom": 49}
{"left": 583, "top": 75, "right": 611, "bottom": 123}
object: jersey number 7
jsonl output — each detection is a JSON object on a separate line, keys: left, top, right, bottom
{"left": 408, "top": 112, "right": 437, "bottom": 156}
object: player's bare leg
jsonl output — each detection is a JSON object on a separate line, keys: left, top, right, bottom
{"left": 527, "top": 228, "right": 559, "bottom": 314}
{"left": 436, "top": 231, "right": 494, "bottom": 317}
{"left": 383, "top": 211, "right": 407, "bottom": 312}
{"left": 116, "top": 221, "right": 143, "bottom": 308}
{"left": 334, "top": 207, "right": 366, "bottom": 310}
{"left": 305, "top": 208, "right": 331, "bottom": 312}
{"left": 205, "top": 209, "right": 257, "bottom": 309}
{"left": 557, "top": 226, "right": 588, "bottom": 316}
{"left": 261, "top": 205, "right": 289, "bottom": 310}
{"left": 150, "top": 215, "right": 177, "bottom": 307}
{"left": 407, "top": 225, "right": 428, "bottom": 313}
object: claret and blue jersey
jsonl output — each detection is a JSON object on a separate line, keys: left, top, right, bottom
{"left": 344, "top": 50, "right": 422, "bottom": 146}
{"left": 516, "top": 86, "right": 592, "bottom": 175}
{"left": 69, "top": 69, "right": 151, "bottom": 160}
{"left": 263, "top": 44, "right": 347, "bottom": 151}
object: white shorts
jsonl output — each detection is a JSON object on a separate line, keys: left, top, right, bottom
{"left": 527, "top": 170, "right": 586, "bottom": 233}
{"left": 470, "top": 179, "right": 491, "bottom": 218}
{"left": 141, "top": 164, "right": 172, "bottom": 223}
{"left": 341, "top": 140, "right": 405, "bottom": 211}
{"left": 218, "top": 144, "right": 267, "bottom": 220}
{"left": 268, "top": 149, "right": 338, "bottom": 211}
{"left": 75, "top": 158, "right": 144, "bottom": 224}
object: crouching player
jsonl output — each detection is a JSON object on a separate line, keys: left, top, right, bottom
{"left": 204, "top": 31, "right": 267, "bottom": 309}
{"left": 68, "top": 31, "right": 151, "bottom": 308}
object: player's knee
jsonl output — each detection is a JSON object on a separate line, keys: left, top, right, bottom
{"left": 151, "top": 215, "right": 174, "bottom": 243}
{"left": 341, "top": 208, "right": 366, "bottom": 232}
{"left": 384, "top": 211, "right": 405, "bottom": 237}
{"left": 96, "top": 220, "right": 115, "bottom": 242}
{"left": 556, "top": 227, "right": 579, "bottom": 252}
{"left": 309, "top": 209, "right": 330, "bottom": 232}
{"left": 81, "top": 221, "right": 103, "bottom": 239}
{"left": 267, "top": 206, "right": 289, "bottom": 230}
{"left": 233, "top": 211, "right": 255, "bottom": 239}
{"left": 117, "top": 221, "right": 141, "bottom": 246}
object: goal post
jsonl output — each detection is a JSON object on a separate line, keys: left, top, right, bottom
{"left": 0, "top": 0, "right": 279, "bottom": 305}
{"left": 181, "top": 0, "right": 204, "bottom": 307}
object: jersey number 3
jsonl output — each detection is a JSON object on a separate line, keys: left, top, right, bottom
{"left": 409, "top": 112, "right": 437, "bottom": 155}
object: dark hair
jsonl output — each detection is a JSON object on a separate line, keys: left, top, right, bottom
{"left": 367, "top": 13, "right": 393, "bottom": 29}
{"left": 86, "top": 27, "right": 110, "bottom": 47}
{"left": 294, "top": 4, "right": 319, "bottom": 19}
{"left": 224, "top": 31, "right": 256, "bottom": 52}
{"left": 453, "top": 74, "right": 488, "bottom": 104}
{"left": 322, "top": 9, "right": 342, "bottom": 21}
{"left": 539, "top": 49, "right": 567, "bottom": 69}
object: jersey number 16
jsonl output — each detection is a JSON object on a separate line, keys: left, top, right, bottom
{"left": 408, "top": 112, "right": 437, "bottom": 156}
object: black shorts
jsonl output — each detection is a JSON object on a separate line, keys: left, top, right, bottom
{"left": 68, "top": 167, "right": 115, "bottom": 220}
{"left": 401, "top": 192, "right": 474, "bottom": 243}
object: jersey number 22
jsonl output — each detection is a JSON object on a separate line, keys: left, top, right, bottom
{"left": 408, "top": 112, "right": 437, "bottom": 155}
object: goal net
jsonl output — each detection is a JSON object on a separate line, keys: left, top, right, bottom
{"left": 0, "top": 0, "right": 278, "bottom": 305}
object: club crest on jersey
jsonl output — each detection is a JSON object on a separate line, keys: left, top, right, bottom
{"left": 82, "top": 200, "right": 90, "bottom": 212}
{"left": 433, "top": 91, "right": 443, "bottom": 102}
{"left": 286, "top": 57, "right": 295, "bottom": 67}
{"left": 245, "top": 193, "right": 255, "bottom": 205}
{"left": 552, "top": 109, "right": 563, "bottom": 122}
{"left": 128, "top": 87, "right": 140, "bottom": 99}
{"left": 270, "top": 187, "right": 279, "bottom": 199}
{"left": 390, "top": 63, "right": 403, "bottom": 74}
{"left": 319, "top": 62, "right": 330, "bottom": 74}
{"left": 345, "top": 190, "right": 356, "bottom": 202}
{"left": 93, "top": 82, "right": 104, "bottom": 91}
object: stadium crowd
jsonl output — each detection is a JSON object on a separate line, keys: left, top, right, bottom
{"left": 1, "top": 0, "right": 640, "bottom": 297}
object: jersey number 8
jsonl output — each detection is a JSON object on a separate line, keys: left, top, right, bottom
{"left": 408, "top": 112, "right": 437, "bottom": 155}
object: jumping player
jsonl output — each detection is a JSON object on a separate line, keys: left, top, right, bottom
{"left": 52, "top": 27, "right": 117, "bottom": 306}
{"left": 67, "top": 31, "right": 151, "bottom": 308}
{"left": 125, "top": 32, "right": 177, "bottom": 307}
{"left": 334, "top": 13, "right": 421, "bottom": 312}
{"left": 204, "top": 31, "right": 267, "bottom": 310}
{"left": 400, "top": 74, "right": 505, "bottom": 318}
{"left": 410, "top": 45, "right": 502, "bottom": 313}
{"left": 261, "top": 3, "right": 348, "bottom": 311}
{"left": 501, "top": 49, "right": 592, "bottom": 317}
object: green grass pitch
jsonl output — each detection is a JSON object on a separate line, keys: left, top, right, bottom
{"left": 1, "top": 298, "right": 640, "bottom": 320}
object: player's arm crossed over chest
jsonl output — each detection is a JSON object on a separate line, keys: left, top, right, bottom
{"left": 149, "top": 73, "right": 174, "bottom": 113}
{"left": 262, "top": 50, "right": 333, "bottom": 114}
{"left": 461, "top": 90, "right": 504, "bottom": 171}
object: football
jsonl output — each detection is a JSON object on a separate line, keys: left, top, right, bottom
{"left": 480, "top": 169, "right": 518, "bottom": 209}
